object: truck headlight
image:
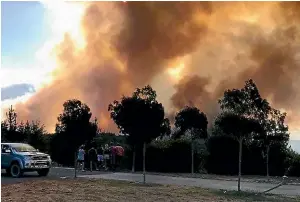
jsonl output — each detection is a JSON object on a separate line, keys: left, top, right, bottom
{"left": 24, "top": 156, "right": 32, "bottom": 162}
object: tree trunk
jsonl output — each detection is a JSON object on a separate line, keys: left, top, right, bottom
{"left": 238, "top": 137, "right": 243, "bottom": 192}
{"left": 132, "top": 146, "right": 136, "bottom": 173}
{"left": 191, "top": 141, "right": 194, "bottom": 175}
{"left": 266, "top": 145, "right": 270, "bottom": 179}
{"left": 143, "top": 142, "right": 146, "bottom": 184}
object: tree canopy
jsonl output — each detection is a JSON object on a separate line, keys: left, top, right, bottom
{"left": 174, "top": 106, "right": 208, "bottom": 139}
{"left": 214, "top": 111, "right": 262, "bottom": 140}
{"left": 51, "top": 99, "right": 99, "bottom": 165}
{"left": 109, "top": 85, "right": 167, "bottom": 146}
{"left": 219, "top": 79, "right": 271, "bottom": 120}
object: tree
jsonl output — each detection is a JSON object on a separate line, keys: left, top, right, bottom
{"left": 160, "top": 118, "right": 171, "bottom": 137}
{"left": 218, "top": 79, "right": 266, "bottom": 191}
{"left": 214, "top": 112, "right": 262, "bottom": 191}
{"left": 51, "top": 99, "right": 99, "bottom": 165}
{"left": 1, "top": 120, "right": 9, "bottom": 142}
{"left": 27, "top": 121, "right": 48, "bottom": 152}
{"left": 1, "top": 106, "right": 25, "bottom": 142}
{"left": 254, "top": 108, "right": 289, "bottom": 178}
{"left": 174, "top": 106, "right": 208, "bottom": 174}
{"left": 109, "top": 85, "right": 166, "bottom": 183}
{"left": 220, "top": 79, "right": 271, "bottom": 121}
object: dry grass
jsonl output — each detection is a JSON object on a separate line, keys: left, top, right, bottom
{"left": 1, "top": 179, "right": 298, "bottom": 202}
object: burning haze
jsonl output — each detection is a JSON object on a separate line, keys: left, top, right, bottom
{"left": 2, "top": 2, "right": 300, "bottom": 139}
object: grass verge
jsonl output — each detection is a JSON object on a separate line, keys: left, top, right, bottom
{"left": 1, "top": 178, "right": 299, "bottom": 202}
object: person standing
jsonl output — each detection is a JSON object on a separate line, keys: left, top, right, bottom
{"left": 103, "top": 144, "right": 110, "bottom": 171}
{"left": 77, "top": 146, "right": 85, "bottom": 172}
{"left": 97, "top": 152, "right": 104, "bottom": 170}
{"left": 88, "top": 146, "right": 97, "bottom": 172}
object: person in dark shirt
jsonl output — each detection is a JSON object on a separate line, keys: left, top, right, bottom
{"left": 88, "top": 146, "right": 97, "bottom": 172}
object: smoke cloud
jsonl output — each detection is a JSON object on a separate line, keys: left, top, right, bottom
{"left": 6, "top": 2, "right": 300, "bottom": 137}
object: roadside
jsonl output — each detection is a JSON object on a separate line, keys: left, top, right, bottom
{"left": 79, "top": 172, "right": 300, "bottom": 197}
{"left": 1, "top": 167, "right": 109, "bottom": 185}
{"left": 121, "top": 171, "right": 300, "bottom": 186}
{"left": 51, "top": 165, "right": 300, "bottom": 185}
{"left": 2, "top": 178, "right": 299, "bottom": 202}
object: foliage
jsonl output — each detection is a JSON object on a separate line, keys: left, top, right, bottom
{"left": 93, "top": 132, "right": 128, "bottom": 149}
{"left": 2, "top": 80, "right": 299, "bottom": 178}
{"left": 214, "top": 112, "right": 262, "bottom": 140}
{"left": 127, "top": 138, "right": 205, "bottom": 173}
{"left": 285, "top": 148, "right": 300, "bottom": 177}
{"left": 174, "top": 106, "right": 208, "bottom": 139}
{"left": 254, "top": 108, "right": 289, "bottom": 149}
{"left": 217, "top": 80, "right": 268, "bottom": 191}
{"left": 50, "top": 99, "right": 99, "bottom": 165}
{"left": 1, "top": 106, "right": 25, "bottom": 142}
{"left": 219, "top": 79, "right": 270, "bottom": 120}
{"left": 1, "top": 106, "right": 48, "bottom": 151}
{"left": 108, "top": 85, "right": 167, "bottom": 146}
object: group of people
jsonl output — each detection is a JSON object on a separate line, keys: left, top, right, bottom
{"left": 76, "top": 143, "right": 124, "bottom": 172}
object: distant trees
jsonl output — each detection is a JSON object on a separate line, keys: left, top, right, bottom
{"left": 1, "top": 106, "right": 24, "bottom": 142}
{"left": 1, "top": 79, "right": 298, "bottom": 179}
{"left": 109, "top": 85, "right": 169, "bottom": 183}
{"left": 175, "top": 106, "right": 208, "bottom": 174}
{"left": 1, "top": 106, "right": 48, "bottom": 151}
{"left": 50, "top": 99, "right": 99, "bottom": 165}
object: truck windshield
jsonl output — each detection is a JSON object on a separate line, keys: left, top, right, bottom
{"left": 11, "top": 144, "right": 37, "bottom": 152}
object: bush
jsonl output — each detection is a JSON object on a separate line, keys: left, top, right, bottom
{"left": 286, "top": 149, "right": 300, "bottom": 177}
{"left": 123, "top": 138, "right": 206, "bottom": 173}
{"left": 46, "top": 132, "right": 299, "bottom": 177}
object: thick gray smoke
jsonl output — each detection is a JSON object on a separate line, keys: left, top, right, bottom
{"left": 7, "top": 2, "right": 300, "bottom": 138}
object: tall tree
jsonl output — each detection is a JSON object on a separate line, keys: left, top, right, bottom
{"left": 109, "top": 85, "right": 166, "bottom": 183}
{"left": 218, "top": 79, "right": 266, "bottom": 191}
{"left": 2, "top": 106, "right": 25, "bottom": 142}
{"left": 51, "top": 99, "right": 99, "bottom": 165}
{"left": 214, "top": 112, "right": 262, "bottom": 191}
{"left": 174, "top": 106, "right": 208, "bottom": 174}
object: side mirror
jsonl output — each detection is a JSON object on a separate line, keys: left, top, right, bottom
{"left": 37, "top": 149, "right": 39, "bottom": 152}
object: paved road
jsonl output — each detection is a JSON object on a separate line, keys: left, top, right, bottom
{"left": 79, "top": 172, "right": 300, "bottom": 197}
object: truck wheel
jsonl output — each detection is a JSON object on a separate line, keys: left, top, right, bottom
{"left": 10, "top": 162, "right": 23, "bottom": 178}
{"left": 37, "top": 168, "right": 50, "bottom": 176}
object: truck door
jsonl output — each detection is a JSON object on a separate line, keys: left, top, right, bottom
{"left": 1, "top": 144, "right": 12, "bottom": 169}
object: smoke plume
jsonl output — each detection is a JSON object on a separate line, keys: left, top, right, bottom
{"left": 6, "top": 2, "right": 300, "bottom": 137}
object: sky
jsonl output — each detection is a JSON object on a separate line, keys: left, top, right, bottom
{"left": 1, "top": 1, "right": 50, "bottom": 88}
